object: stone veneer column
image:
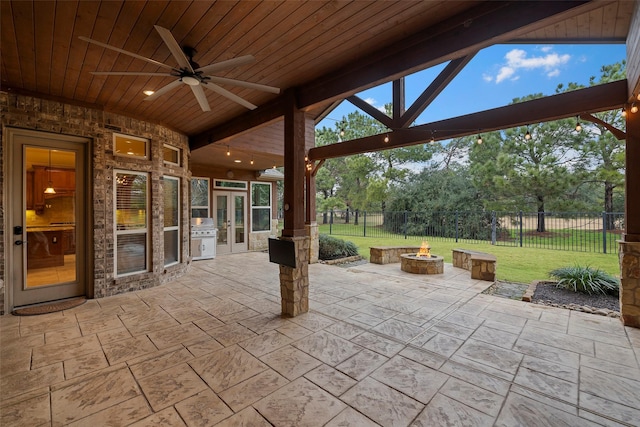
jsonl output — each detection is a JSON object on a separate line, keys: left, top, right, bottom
{"left": 279, "top": 236, "right": 310, "bottom": 317}
{"left": 306, "top": 222, "right": 319, "bottom": 264}
{"left": 620, "top": 241, "right": 640, "bottom": 327}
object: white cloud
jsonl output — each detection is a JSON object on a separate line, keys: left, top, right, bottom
{"left": 364, "top": 97, "right": 377, "bottom": 106}
{"left": 489, "top": 48, "right": 571, "bottom": 84}
{"left": 540, "top": 46, "right": 553, "bottom": 53}
{"left": 482, "top": 74, "right": 493, "bottom": 82}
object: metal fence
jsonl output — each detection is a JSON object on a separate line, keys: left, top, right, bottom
{"left": 318, "top": 210, "right": 625, "bottom": 254}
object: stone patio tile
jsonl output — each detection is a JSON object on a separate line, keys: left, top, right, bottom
{"left": 214, "top": 407, "right": 272, "bottom": 427}
{"left": 580, "top": 355, "right": 640, "bottom": 382}
{"left": 495, "top": 392, "right": 600, "bottom": 427}
{"left": 304, "top": 364, "right": 357, "bottom": 396}
{"left": 67, "top": 395, "right": 151, "bottom": 427}
{"left": 315, "top": 304, "right": 355, "bottom": 320}
{"left": 1, "top": 363, "right": 63, "bottom": 402}
{"left": 336, "top": 349, "right": 388, "bottom": 380}
{"left": 477, "top": 310, "right": 528, "bottom": 329}
{"left": 398, "top": 346, "right": 447, "bottom": 370}
{"left": 439, "top": 377, "right": 505, "bottom": 417}
{"left": 341, "top": 377, "right": 423, "bottom": 427}
{"left": 192, "top": 315, "right": 225, "bottom": 332}
{"left": 254, "top": 377, "right": 346, "bottom": 427}
{"left": 260, "top": 345, "right": 323, "bottom": 381}
{"left": 174, "top": 389, "right": 233, "bottom": 427}
{"left": 371, "top": 355, "right": 449, "bottom": 404}
{"left": 454, "top": 339, "right": 523, "bottom": 375}
{"left": 238, "top": 329, "right": 293, "bottom": 357}
{"left": 276, "top": 321, "right": 314, "bottom": 340}
{"left": 44, "top": 325, "right": 82, "bottom": 344}
{"left": 239, "top": 313, "right": 290, "bottom": 334}
{"left": 448, "top": 354, "right": 515, "bottom": 382}
{"left": 351, "top": 331, "right": 405, "bottom": 357}
{"left": 96, "top": 327, "right": 133, "bottom": 345}
{"left": 0, "top": 389, "right": 50, "bottom": 427}
{"left": 337, "top": 296, "right": 372, "bottom": 310}
{"left": 356, "top": 303, "right": 399, "bottom": 320}
{"left": 289, "top": 312, "right": 336, "bottom": 331}
{"left": 292, "top": 331, "right": 363, "bottom": 366}
{"left": 326, "top": 408, "right": 381, "bottom": 426}
{"left": 164, "top": 307, "right": 211, "bottom": 324}
{"left": 206, "top": 323, "right": 257, "bottom": 347}
{"left": 520, "top": 355, "right": 578, "bottom": 383}
{"left": 407, "top": 329, "right": 438, "bottom": 347}
{"left": 189, "top": 345, "right": 267, "bottom": 393}
{"left": 513, "top": 367, "right": 578, "bottom": 405}
{"left": 429, "top": 320, "right": 476, "bottom": 340}
{"left": 480, "top": 318, "right": 524, "bottom": 335}
{"left": 218, "top": 369, "right": 289, "bottom": 411}
{"left": 579, "top": 391, "right": 640, "bottom": 426}
{"left": 147, "top": 323, "right": 210, "bottom": 350}
{"left": 128, "top": 407, "right": 187, "bottom": 427}
{"left": 128, "top": 346, "right": 194, "bottom": 380}
{"left": 470, "top": 325, "right": 519, "bottom": 349}
{"left": 19, "top": 313, "right": 78, "bottom": 336}
{"left": 216, "top": 308, "right": 262, "bottom": 324}
{"left": 202, "top": 299, "right": 247, "bottom": 318}
{"left": 594, "top": 341, "right": 638, "bottom": 368}
{"left": 125, "top": 317, "right": 181, "bottom": 337}
{"left": 514, "top": 338, "right": 580, "bottom": 368}
{"left": 78, "top": 314, "right": 124, "bottom": 336}
{"left": 421, "top": 332, "right": 464, "bottom": 358}
{"left": 412, "top": 393, "right": 494, "bottom": 427}
{"left": 439, "top": 360, "right": 511, "bottom": 396}
{"left": 64, "top": 350, "right": 109, "bottom": 379}
{"left": 184, "top": 338, "right": 224, "bottom": 357}
{"left": 510, "top": 384, "right": 578, "bottom": 415}
{"left": 51, "top": 366, "right": 141, "bottom": 425}
{"left": 102, "top": 335, "right": 158, "bottom": 365}
{"left": 580, "top": 366, "right": 640, "bottom": 408}
{"left": 570, "top": 325, "right": 631, "bottom": 348}
{"left": 349, "top": 312, "right": 385, "bottom": 327}
{"left": 520, "top": 326, "right": 595, "bottom": 356}
{"left": 0, "top": 342, "right": 33, "bottom": 376}
{"left": 32, "top": 334, "right": 103, "bottom": 368}
{"left": 137, "top": 363, "right": 209, "bottom": 412}
{"left": 118, "top": 307, "right": 173, "bottom": 329}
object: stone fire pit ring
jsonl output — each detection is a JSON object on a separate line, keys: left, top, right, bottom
{"left": 400, "top": 253, "right": 444, "bottom": 274}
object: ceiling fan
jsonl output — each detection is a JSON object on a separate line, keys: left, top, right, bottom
{"left": 79, "top": 25, "right": 280, "bottom": 112}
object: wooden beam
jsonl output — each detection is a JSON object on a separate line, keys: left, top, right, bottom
{"left": 580, "top": 113, "right": 626, "bottom": 140}
{"left": 282, "top": 89, "right": 307, "bottom": 237}
{"left": 346, "top": 95, "right": 393, "bottom": 128}
{"left": 308, "top": 80, "right": 627, "bottom": 161}
{"left": 399, "top": 54, "right": 476, "bottom": 128}
{"left": 392, "top": 78, "right": 405, "bottom": 127}
{"left": 297, "top": 1, "right": 592, "bottom": 109}
{"left": 311, "top": 159, "right": 325, "bottom": 177}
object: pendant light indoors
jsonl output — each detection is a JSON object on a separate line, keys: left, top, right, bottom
{"left": 44, "top": 150, "right": 56, "bottom": 194}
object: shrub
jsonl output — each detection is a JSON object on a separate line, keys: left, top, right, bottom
{"left": 548, "top": 266, "right": 619, "bottom": 296}
{"left": 318, "top": 234, "right": 359, "bottom": 260}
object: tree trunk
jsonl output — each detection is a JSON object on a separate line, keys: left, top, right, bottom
{"left": 322, "top": 212, "right": 328, "bottom": 224}
{"left": 604, "top": 181, "right": 615, "bottom": 229}
{"left": 536, "top": 196, "right": 546, "bottom": 232}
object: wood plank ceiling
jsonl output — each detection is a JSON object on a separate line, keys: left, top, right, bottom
{"left": 1, "top": 1, "right": 635, "bottom": 171}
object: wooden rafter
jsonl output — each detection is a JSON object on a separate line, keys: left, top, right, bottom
{"left": 580, "top": 113, "right": 626, "bottom": 140}
{"left": 346, "top": 95, "right": 393, "bottom": 128}
{"left": 308, "top": 80, "right": 627, "bottom": 161}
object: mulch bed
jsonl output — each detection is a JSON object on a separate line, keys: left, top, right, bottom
{"left": 532, "top": 281, "right": 619, "bottom": 312}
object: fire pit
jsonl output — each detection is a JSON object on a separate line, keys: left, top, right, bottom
{"left": 400, "top": 241, "right": 444, "bottom": 274}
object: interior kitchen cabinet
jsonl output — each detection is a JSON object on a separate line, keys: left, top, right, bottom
{"left": 32, "top": 166, "right": 75, "bottom": 212}
{"left": 26, "top": 170, "right": 34, "bottom": 210}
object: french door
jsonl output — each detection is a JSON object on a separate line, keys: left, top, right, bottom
{"left": 7, "top": 128, "right": 88, "bottom": 308}
{"left": 213, "top": 191, "right": 247, "bottom": 254}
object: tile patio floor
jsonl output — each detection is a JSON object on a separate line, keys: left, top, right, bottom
{"left": 2, "top": 252, "right": 640, "bottom": 426}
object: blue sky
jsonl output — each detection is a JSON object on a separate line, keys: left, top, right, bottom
{"left": 318, "top": 44, "right": 627, "bottom": 129}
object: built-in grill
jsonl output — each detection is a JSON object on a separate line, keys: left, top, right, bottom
{"left": 190, "top": 218, "right": 217, "bottom": 260}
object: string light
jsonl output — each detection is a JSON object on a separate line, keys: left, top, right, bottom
{"left": 250, "top": 156, "right": 254, "bottom": 165}
{"left": 525, "top": 126, "right": 531, "bottom": 140}
{"left": 383, "top": 134, "right": 389, "bottom": 143}
{"left": 575, "top": 116, "right": 582, "bottom": 132}
{"left": 226, "top": 145, "right": 231, "bottom": 156}
{"left": 476, "top": 134, "right": 483, "bottom": 144}
{"left": 430, "top": 131, "right": 435, "bottom": 143}
{"left": 340, "top": 128, "right": 345, "bottom": 137}
{"left": 622, "top": 107, "right": 627, "bottom": 117}
{"left": 631, "top": 103, "right": 639, "bottom": 114}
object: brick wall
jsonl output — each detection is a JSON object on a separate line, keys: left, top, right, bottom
{"left": 1, "top": 92, "right": 192, "bottom": 314}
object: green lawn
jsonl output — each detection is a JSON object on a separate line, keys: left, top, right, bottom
{"left": 327, "top": 234, "right": 620, "bottom": 284}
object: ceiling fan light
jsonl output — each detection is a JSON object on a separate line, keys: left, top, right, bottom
{"left": 143, "top": 90, "right": 155, "bottom": 96}
{"left": 182, "top": 76, "right": 200, "bottom": 86}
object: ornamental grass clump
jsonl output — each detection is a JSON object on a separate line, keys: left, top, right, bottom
{"left": 548, "top": 266, "right": 619, "bottom": 296}
{"left": 318, "top": 234, "right": 359, "bottom": 260}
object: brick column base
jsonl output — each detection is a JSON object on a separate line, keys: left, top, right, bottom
{"left": 619, "top": 241, "right": 640, "bottom": 328}
{"left": 306, "top": 222, "right": 319, "bottom": 264}
{"left": 279, "top": 236, "right": 310, "bottom": 317}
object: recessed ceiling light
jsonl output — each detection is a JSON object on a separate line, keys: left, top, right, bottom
{"left": 143, "top": 90, "right": 155, "bottom": 96}
{"left": 234, "top": 159, "right": 241, "bottom": 163}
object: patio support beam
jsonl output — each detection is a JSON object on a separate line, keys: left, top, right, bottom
{"left": 281, "top": 89, "right": 306, "bottom": 238}
{"left": 309, "top": 80, "right": 627, "bottom": 161}
{"left": 347, "top": 95, "right": 393, "bottom": 128}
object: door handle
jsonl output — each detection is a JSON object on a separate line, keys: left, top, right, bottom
{"left": 14, "top": 240, "right": 26, "bottom": 245}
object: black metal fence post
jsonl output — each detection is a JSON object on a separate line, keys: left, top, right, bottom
{"left": 329, "top": 210, "right": 333, "bottom": 234}
{"left": 519, "top": 211, "right": 523, "bottom": 247}
{"left": 404, "top": 211, "right": 408, "bottom": 239}
{"left": 491, "top": 211, "right": 497, "bottom": 245}
{"left": 602, "top": 211, "right": 607, "bottom": 254}
{"left": 363, "top": 211, "right": 367, "bottom": 237}
{"left": 455, "top": 211, "right": 459, "bottom": 242}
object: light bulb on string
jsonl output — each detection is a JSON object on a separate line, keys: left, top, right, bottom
{"left": 226, "top": 145, "right": 231, "bottom": 156}
{"left": 430, "top": 131, "right": 435, "bottom": 143}
{"left": 476, "top": 135, "right": 483, "bottom": 145}
{"left": 575, "top": 116, "right": 582, "bottom": 132}
{"left": 631, "top": 103, "right": 639, "bottom": 114}
{"left": 250, "top": 156, "right": 254, "bottom": 166}
{"left": 622, "top": 107, "right": 627, "bottom": 117}
{"left": 383, "top": 134, "right": 389, "bottom": 143}
{"left": 525, "top": 127, "right": 531, "bottom": 140}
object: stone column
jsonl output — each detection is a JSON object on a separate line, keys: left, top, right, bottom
{"left": 279, "top": 236, "right": 310, "bottom": 317}
{"left": 306, "top": 222, "right": 319, "bottom": 264}
{"left": 620, "top": 241, "right": 640, "bottom": 327}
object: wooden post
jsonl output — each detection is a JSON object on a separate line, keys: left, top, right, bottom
{"left": 282, "top": 89, "right": 306, "bottom": 238}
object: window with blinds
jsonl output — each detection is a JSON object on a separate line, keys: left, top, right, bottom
{"left": 251, "top": 182, "right": 271, "bottom": 232}
{"left": 191, "top": 177, "right": 210, "bottom": 218}
{"left": 115, "top": 171, "right": 148, "bottom": 275}
{"left": 164, "top": 176, "right": 180, "bottom": 266}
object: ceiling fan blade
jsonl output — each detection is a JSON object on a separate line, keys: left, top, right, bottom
{"left": 207, "top": 76, "right": 280, "bottom": 94}
{"left": 202, "top": 82, "right": 257, "bottom": 110}
{"left": 153, "top": 25, "right": 193, "bottom": 72}
{"left": 79, "top": 36, "right": 175, "bottom": 71}
{"left": 143, "top": 79, "right": 183, "bottom": 101}
{"left": 196, "top": 55, "right": 255, "bottom": 74}
{"left": 91, "top": 72, "right": 174, "bottom": 77}
{"left": 190, "top": 85, "right": 211, "bottom": 112}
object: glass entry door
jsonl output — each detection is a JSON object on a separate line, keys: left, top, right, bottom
{"left": 8, "top": 128, "right": 88, "bottom": 308}
{"left": 213, "top": 191, "right": 247, "bottom": 254}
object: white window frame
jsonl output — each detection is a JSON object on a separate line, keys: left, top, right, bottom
{"left": 163, "top": 144, "right": 180, "bottom": 167}
{"left": 214, "top": 179, "right": 248, "bottom": 190}
{"left": 250, "top": 181, "right": 272, "bottom": 233}
{"left": 191, "top": 177, "right": 210, "bottom": 218}
{"left": 114, "top": 170, "right": 149, "bottom": 277}
{"left": 164, "top": 176, "right": 180, "bottom": 267}
{"left": 113, "top": 133, "right": 149, "bottom": 160}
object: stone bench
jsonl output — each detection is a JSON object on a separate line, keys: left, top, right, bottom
{"left": 370, "top": 246, "right": 421, "bottom": 264}
{"left": 452, "top": 248, "right": 496, "bottom": 281}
